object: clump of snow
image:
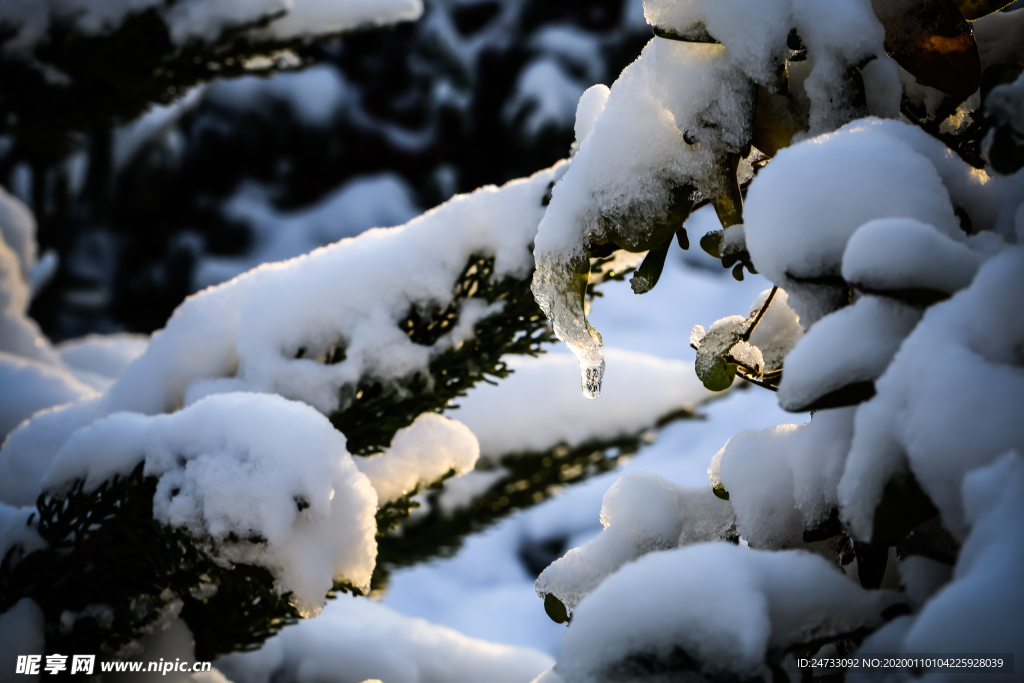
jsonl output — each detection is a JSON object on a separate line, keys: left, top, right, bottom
{"left": 841, "top": 218, "right": 985, "bottom": 297}
{"left": 572, "top": 85, "right": 610, "bottom": 152}
{"left": 0, "top": 164, "right": 562, "bottom": 507}
{"left": 41, "top": 392, "right": 378, "bottom": 617}
{"left": 535, "top": 473, "right": 734, "bottom": 612}
{"left": 744, "top": 122, "right": 961, "bottom": 321}
{"left": 0, "top": 352, "right": 97, "bottom": 439}
{"left": 355, "top": 413, "right": 479, "bottom": 505}
{"left": 839, "top": 246, "right": 1024, "bottom": 542}
{"left": 195, "top": 173, "right": 419, "bottom": 289}
{"left": 216, "top": 595, "right": 553, "bottom": 683}
{"left": 553, "top": 542, "right": 898, "bottom": 682}
{"left": 711, "top": 408, "right": 854, "bottom": 548}
{"left": 452, "top": 348, "right": 712, "bottom": 458}
{"left": 778, "top": 296, "right": 920, "bottom": 412}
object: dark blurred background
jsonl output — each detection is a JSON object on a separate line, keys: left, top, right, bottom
{"left": 0, "top": 0, "right": 650, "bottom": 341}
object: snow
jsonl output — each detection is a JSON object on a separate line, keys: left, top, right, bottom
{"left": 0, "top": 186, "right": 36, "bottom": 281}
{"left": 113, "top": 87, "right": 205, "bottom": 170}
{"left": 355, "top": 413, "right": 478, "bottom": 505}
{"left": 745, "top": 287, "right": 803, "bottom": 372}
{"left": 216, "top": 595, "right": 553, "bottom": 683}
{"left": 0, "top": 0, "right": 423, "bottom": 59}
{"left": 257, "top": 0, "right": 423, "bottom": 41}
{"left": 573, "top": 85, "right": 610, "bottom": 151}
{"left": 0, "top": 228, "right": 61, "bottom": 366}
{"left": 778, "top": 295, "right": 920, "bottom": 412}
{"left": 0, "top": 163, "right": 562, "bottom": 507}
{"left": 42, "top": 392, "right": 379, "bottom": 617}
{"left": 0, "top": 599, "right": 45, "bottom": 683}
{"left": 0, "top": 351, "right": 97, "bottom": 439}
{"left": 839, "top": 246, "right": 1024, "bottom": 542}
{"left": 0, "top": 502, "right": 47, "bottom": 567}
{"left": 206, "top": 65, "right": 348, "bottom": 128}
{"left": 505, "top": 59, "right": 589, "bottom": 138}
{"left": 744, "top": 121, "right": 962, "bottom": 322}
{"left": 711, "top": 408, "right": 854, "bottom": 548}
{"left": 56, "top": 333, "right": 150, "bottom": 388}
{"left": 553, "top": 543, "right": 898, "bottom": 682}
{"left": 841, "top": 218, "right": 985, "bottom": 297}
{"left": 535, "top": 472, "right": 734, "bottom": 612}
{"left": 898, "top": 453, "right": 1024, "bottom": 662}
{"left": 451, "top": 348, "right": 712, "bottom": 458}
{"left": 195, "top": 173, "right": 420, "bottom": 289}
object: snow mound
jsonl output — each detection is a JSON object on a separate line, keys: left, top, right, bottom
{"left": 554, "top": 542, "right": 897, "bottom": 682}
{"left": 41, "top": 392, "right": 378, "bottom": 616}
{"left": 711, "top": 408, "right": 854, "bottom": 548}
{"left": 535, "top": 472, "right": 734, "bottom": 612}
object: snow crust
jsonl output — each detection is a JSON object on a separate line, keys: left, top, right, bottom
{"left": 42, "top": 392, "right": 379, "bottom": 616}
{"left": 535, "top": 472, "right": 734, "bottom": 611}
{"left": 216, "top": 596, "right": 553, "bottom": 683}
{"left": 554, "top": 543, "right": 896, "bottom": 682}
{"left": 355, "top": 413, "right": 478, "bottom": 505}
{"left": 778, "top": 296, "right": 920, "bottom": 412}
{"left": 0, "top": 164, "right": 561, "bottom": 506}
{"left": 839, "top": 246, "right": 1024, "bottom": 541}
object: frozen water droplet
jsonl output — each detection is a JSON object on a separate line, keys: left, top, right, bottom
{"left": 580, "top": 355, "right": 605, "bottom": 399}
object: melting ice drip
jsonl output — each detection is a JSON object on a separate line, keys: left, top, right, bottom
{"left": 531, "top": 258, "right": 605, "bottom": 399}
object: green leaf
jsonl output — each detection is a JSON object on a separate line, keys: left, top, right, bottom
{"left": 544, "top": 593, "right": 569, "bottom": 624}
{"left": 712, "top": 484, "right": 730, "bottom": 501}
{"left": 698, "top": 357, "right": 738, "bottom": 392}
